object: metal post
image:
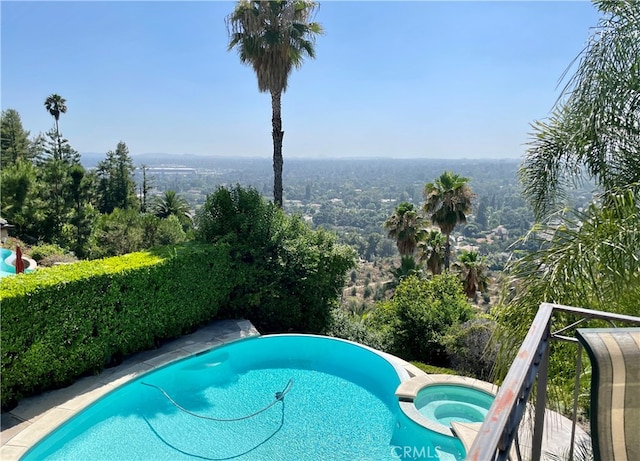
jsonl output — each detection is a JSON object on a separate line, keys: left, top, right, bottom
{"left": 531, "top": 322, "right": 550, "bottom": 461}
{"left": 568, "top": 342, "right": 583, "bottom": 461}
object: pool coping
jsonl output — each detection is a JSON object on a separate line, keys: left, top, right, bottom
{"left": 0, "top": 319, "right": 260, "bottom": 461}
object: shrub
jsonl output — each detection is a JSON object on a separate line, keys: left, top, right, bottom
{"left": 441, "top": 315, "right": 497, "bottom": 381}
{"left": 369, "top": 273, "right": 473, "bottom": 366}
{"left": 324, "top": 309, "right": 388, "bottom": 351}
{"left": 196, "top": 185, "right": 357, "bottom": 333}
{"left": 29, "top": 243, "right": 67, "bottom": 262}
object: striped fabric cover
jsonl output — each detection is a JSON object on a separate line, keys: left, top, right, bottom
{"left": 576, "top": 328, "right": 640, "bottom": 461}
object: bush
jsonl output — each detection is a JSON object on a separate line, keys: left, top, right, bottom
{"left": 369, "top": 273, "right": 473, "bottom": 366}
{"left": 441, "top": 315, "right": 497, "bottom": 381}
{"left": 29, "top": 243, "right": 67, "bottom": 262}
{"left": 196, "top": 185, "right": 357, "bottom": 333}
{"left": 324, "top": 309, "right": 388, "bottom": 352}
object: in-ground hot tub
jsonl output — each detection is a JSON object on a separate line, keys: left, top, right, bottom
{"left": 415, "top": 384, "right": 494, "bottom": 427}
{"left": 396, "top": 374, "right": 497, "bottom": 439}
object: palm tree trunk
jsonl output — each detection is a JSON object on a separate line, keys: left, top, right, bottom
{"left": 55, "top": 118, "right": 61, "bottom": 161}
{"left": 444, "top": 233, "right": 451, "bottom": 271}
{"left": 271, "top": 90, "right": 284, "bottom": 208}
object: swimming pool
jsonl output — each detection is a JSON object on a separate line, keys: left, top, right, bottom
{"left": 1, "top": 248, "right": 17, "bottom": 277}
{"left": 0, "top": 248, "right": 34, "bottom": 278}
{"left": 21, "top": 335, "right": 465, "bottom": 460}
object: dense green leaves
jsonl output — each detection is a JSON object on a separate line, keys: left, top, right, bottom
{"left": 384, "top": 202, "right": 422, "bottom": 257}
{"left": 95, "top": 141, "right": 138, "bottom": 214}
{"left": 196, "top": 185, "right": 356, "bottom": 332}
{"left": 369, "top": 273, "right": 473, "bottom": 365}
{"left": 0, "top": 109, "right": 32, "bottom": 165}
{"left": 423, "top": 171, "right": 475, "bottom": 269}
{"left": 0, "top": 244, "right": 233, "bottom": 410}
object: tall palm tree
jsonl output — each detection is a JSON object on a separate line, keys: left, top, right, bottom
{"left": 227, "top": 0, "right": 323, "bottom": 208}
{"left": 44, "top": 94, "right": 67, "bottom": 158}
{"left": 417, "top": 228, "right": 446, "bottom": 275}
{"left": 422, "top": 171, "right": 474, "bottom": 270}
{"left": 453, "top": 249, "right": 488, "bottom": 299}
{"left": 384, "top": 202, "right": 422, "bottom": 257}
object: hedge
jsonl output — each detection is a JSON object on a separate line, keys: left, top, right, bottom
{"left": 0, "top": 243, "right": 234, "bottom": 410}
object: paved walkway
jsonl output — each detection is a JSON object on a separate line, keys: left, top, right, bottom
{"left": 0, "top": 319, "right": 259, "bottom": 461}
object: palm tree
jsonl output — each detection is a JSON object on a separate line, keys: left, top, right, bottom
{"left": 389, "top": 255, "right": 422, "bottom": 287}
{"left": 520, "top": 0, "right": 639, "bottom": 219}
{"left": 417, "top": 228, "right": 446, "bottom": 275}
{"left": 384, "top": 202, "right": 422, "bottom": 257}
{"left": 152, "top": 190, "right": 191, "bottom": 225}
{"left": 494, "top": 0, "right": 640, "bottom": 415}
{"left": 44, "top": 94, "right": 67, "bottom": 158}
{"left": 453, "top": 249, "right": 488, "bottom": 299}
{"left": 514, "top": 0, "right": 640, "bottom": 309}
{"left": 227, "top": 0, "right": 323, "bottom": 208}
{"left": 422, "top": 171, "right": 474, "bottom": 270}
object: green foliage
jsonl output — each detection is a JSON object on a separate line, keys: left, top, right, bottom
{"left": 409, "top": 361, "right": 458, "bottom": 376}
{"left": 196, "top": 185, "right": 356, "bottom": 332}
{"left": 324, "top": 309, "right": 388, "bottom": 352}
{"left": 89, "top": 210, "right": 187, "bottom": 259}
{"left": 1, "top": 109, "right": 32, "bottom": 165}
{"left": 0, "top": 159, "right": 39, "bottom": 237}
{"left": 441, "top": 315, "right": 496, "bottom": 381}
{"left": 453, "top": 249, "right": 489, "bottom": 299}
{"left": 29, "top": 243, "right": 67, "bottom": 262}
{"left": 423, "top": 171, "right": 475, "bottom": 269}
{"left": 151, "top": 190, "right": 192, "bottom": 231}
{"left": 0, "top": 243, "right": 233, "bottom": 410}
{"left": 95, "top": 141, "right": 138, "bottom": 214}
{"left": 155, "top": 214, "right": 187, "bottom": 245}
{"left": 521, "top": 0, "right": 640, "bottom": 219}
{"left": 369, "top": 273, "right": 473, "bottom": 365}
{"left": 384, "top": 202, "right": 422, "bottom": 256}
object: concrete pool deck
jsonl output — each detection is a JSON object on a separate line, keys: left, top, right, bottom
{"left": 1, "top": 319, "right": 589, "bottom": 460}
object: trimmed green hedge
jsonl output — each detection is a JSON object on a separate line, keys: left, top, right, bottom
{"left": 0, "top": 243, "right": 233, "bottom": 410}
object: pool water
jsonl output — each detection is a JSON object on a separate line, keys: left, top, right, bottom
{"left": 0, "top": 248, "right": 32, "bottom": 278}
{"left": 0, "top": 248, "right": 17, "bottom": 277}
{"left": 415, "top": 384, "right": 495, "bottom": 427}
{"left": 22, "top": 335, "right": 465, "bottom": 461}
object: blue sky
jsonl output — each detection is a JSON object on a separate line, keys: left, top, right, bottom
{"left": 2, "top": 1, "right": 600, "bottom": 159}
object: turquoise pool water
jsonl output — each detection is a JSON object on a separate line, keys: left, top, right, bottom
{"left": 22, "top": 335, "right": 465, "bottom": 460}
{"left": 1, "top": 248, "right": 17, "bottom": 278}
{"left": 415, "top": 384, "right": 495, "bottom": 427}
